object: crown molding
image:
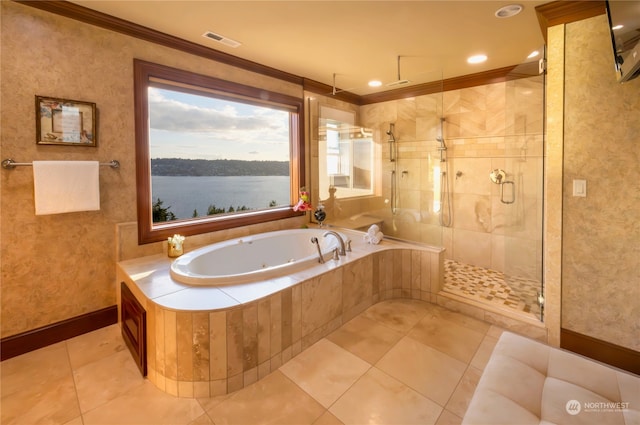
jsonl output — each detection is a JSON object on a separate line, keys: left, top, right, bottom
{"left": 535, "top": 1, "right": 606, "bottom": 42}
{"left": 16, "top": 0, "right": 567, "bottom": 105}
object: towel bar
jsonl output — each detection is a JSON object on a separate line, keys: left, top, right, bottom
{"left": 1, "top": 159, "right": 120, "bottom": 169}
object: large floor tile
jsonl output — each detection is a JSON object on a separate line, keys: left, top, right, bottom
{"left": 1, "top": 341, "right": 80, "bottom": 424}
{"left": 66, "top": 323, "right": 128, "bottom": 369}
{"left": 64, "top": 416, "right": 85, "bottom": 425}
{"left": 188, "top": 413, "right": 214, "bottom": 424}
{"left": 330, "top": 368, "right": 442, "bottom": 425}
{"left": 279, "top": 339, "right": 370, "bottom": 408}
{"left": 312, "top": 411, "right": 344, "bottom": 425}
{"left": 1, "top": 374, "right": 80, "bottom": 425}
{"left": 445, "top": 366, "right": 483, "bottom": 418}
{"left": 73, "top": 349, "right": 146, "bottom": 413}
{"left": 326, "top": 315, "right": 403, "bottom": 365}
{"left": 408, "top": 315, "right": 485, "bottom": 363}
{"left": 360, "top": 299, "right": 430, "bottom": 333}
{"left": 82, "top": 380, "right": 204, "bottom": 424}
{"left": 435, "top": 409, "right": 463, "bottom": 425}
{"left": 1, "top": 342, "right": 71, "bottom": 394}
{"left": 470, "top": 334, "right": 499, "bottom": 371}
{"left": 422, "top": 303, "right": 491, "bottom": 334}
{"left": 376, "top": 336, "right": 467, "bottom": 406}
{"left": 205, "top": 371, "right": 325, "bottom": 425}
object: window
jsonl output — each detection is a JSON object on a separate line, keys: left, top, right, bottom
{"left": 134, "top": 60, "right": 304, "bottom": 244}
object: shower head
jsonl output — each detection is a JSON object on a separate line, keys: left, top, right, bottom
{"left": 386, "top": 130, "right": 396, "bottom": 143}
{"left": 386, "top": 56, "right": 411, "bottom": 87}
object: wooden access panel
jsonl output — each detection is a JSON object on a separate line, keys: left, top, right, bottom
{"left": 121, "top": 282, "right": 147, "bottom": 376}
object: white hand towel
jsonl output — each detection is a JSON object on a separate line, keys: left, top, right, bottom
{"left": 33, "top": 161, "right": 100, "bottom": 215}
{"left": 369, "top": 231, "right": 384, "bottom": 244}
{"left": 364, "top": 231, "right": 384, "bottom": 245}
{"left": 367, "top": 224, "right": 380, "bottom": 236}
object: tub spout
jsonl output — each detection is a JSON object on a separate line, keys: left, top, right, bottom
{"left": 323, "top": 231, "right": 346, "bottom": 256}
{"left": 310, "top": 237, "right": 325, "bottom": 264}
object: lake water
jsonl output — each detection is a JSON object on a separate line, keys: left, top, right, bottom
{"left": 152, "top": 175, "right": 290, "bottom": 220}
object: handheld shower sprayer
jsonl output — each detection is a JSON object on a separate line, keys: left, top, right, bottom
{"left": 386, "top": 123, "right": 396, "bottom": 143}
{"left": 387, "top": 123, "right": 397, "bottom": 162}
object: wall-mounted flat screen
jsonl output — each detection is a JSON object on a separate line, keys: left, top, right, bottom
{"left": 606, "top": 1, "right": 640, "bottom": 82}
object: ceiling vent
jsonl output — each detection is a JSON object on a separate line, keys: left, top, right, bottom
{"left": 202, "top": 31, "right": 241, "bottom": 48}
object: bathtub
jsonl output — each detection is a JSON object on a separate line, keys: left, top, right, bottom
{"left": 170, "top": 228, "right": 348, "bottom": 285}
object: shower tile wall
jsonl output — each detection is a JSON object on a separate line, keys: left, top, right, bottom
{"left": 360, "top": 76, "right": 544, "bottom": 281}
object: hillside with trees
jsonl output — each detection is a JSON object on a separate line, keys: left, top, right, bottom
{"left": 151, "top": 158, "right": 289, "bottom": 176}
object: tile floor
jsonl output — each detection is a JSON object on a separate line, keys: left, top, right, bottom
{"left": 443, "top": 259, "right": 542, "bottom": 319}
{"left": 1, "top": 299, "right": 506, "bottom": 425}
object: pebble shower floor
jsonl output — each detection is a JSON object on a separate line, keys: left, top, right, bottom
{"left": 443, "top": 259, "right": 541, "bottom": 319}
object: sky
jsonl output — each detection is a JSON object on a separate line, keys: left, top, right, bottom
{"left": 148, "top": 87, "right": 291, "bottom": 161}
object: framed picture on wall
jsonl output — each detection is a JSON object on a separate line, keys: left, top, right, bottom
{"left": 35, "top": 96, "right": 97, "bottom": 146}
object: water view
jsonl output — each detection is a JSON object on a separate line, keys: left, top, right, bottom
{"left": 151, "top": 175, "right": 290, "bottom": 220}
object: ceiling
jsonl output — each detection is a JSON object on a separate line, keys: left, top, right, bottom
{"left": 69, "top": 1, "right": 548, "bottom": 95}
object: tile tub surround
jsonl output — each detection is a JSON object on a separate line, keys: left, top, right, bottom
{"left": 117, "top": 229, "right": 444, "bottom": 397}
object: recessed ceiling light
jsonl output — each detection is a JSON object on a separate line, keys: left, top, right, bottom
{"left": 368, "top": 80, "right": 382, "bottom": 87}
{"left": 467, "top": 54, "right": 487, "bottom": 64}
{"left": 495, "top": 4, "right": 523, "bottom": 18}
{"left": 528, "top": 50, "right": 540, "bottom": 59}
{"left": 612, "top": 24, "right": 624, "bottom": 31}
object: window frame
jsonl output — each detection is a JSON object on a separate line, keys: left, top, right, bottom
{"left": 134, "top": 59, "right": 305, "bottom": 244}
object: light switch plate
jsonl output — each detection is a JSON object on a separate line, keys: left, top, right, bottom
{"left": 573, "top": 179, "right": 587, "bottom": 197}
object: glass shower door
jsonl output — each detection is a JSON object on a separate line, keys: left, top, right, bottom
{"left": 501, "top": 48, "right": 546, "bottom": 321}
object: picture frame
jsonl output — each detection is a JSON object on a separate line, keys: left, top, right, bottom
{"left": 36, "top": 96, "right": 97, "bottom": 146}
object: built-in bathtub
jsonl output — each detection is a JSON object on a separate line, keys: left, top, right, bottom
{"left": 170, "top": 228, "right": 348, "bottom": 285}
{"left": 117, "top": 227, "right": 445, "bottom": 398}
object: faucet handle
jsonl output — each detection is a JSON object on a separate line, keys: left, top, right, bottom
{"left": 332, "top": 248, "right": 340, "bottom": 261}
{"left": 346, "top": 239, "right": 352, "bottom": 252}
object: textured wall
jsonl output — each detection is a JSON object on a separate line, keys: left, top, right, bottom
{"left": 0, "top": 2, "right": 302, "bottom": 338}
{"left": 561, "top": 15, "right": 640, "bottom": 351}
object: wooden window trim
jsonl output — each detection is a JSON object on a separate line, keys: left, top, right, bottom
{"left": 134, "top": 59, "right": 305, "bottom": 244}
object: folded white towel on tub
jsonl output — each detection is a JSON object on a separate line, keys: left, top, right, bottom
{"left": 367, "top": 224, "right": 380, "bottom": 235}
{"left": 364, "top": 231, "right": 384, "bottom": 245}
{"left": 33, "top": 161, "right": 100, "bottom": 215}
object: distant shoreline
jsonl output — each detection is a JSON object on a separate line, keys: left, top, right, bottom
{"left": 151, "top": 158, "right": 289, "bottom": 176}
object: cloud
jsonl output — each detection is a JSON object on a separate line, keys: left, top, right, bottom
{"left": 147, "top": 87, "right": 291, "bottom": 161}
{"left": 148, "top": 88, "right": 284, "bottom": 133}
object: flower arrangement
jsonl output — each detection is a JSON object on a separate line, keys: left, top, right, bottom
{"left": 293, "top": 187, "right": 312, "bottom": 212}
{"left": 167, "top": 234, "right": 185, "bottom": 257}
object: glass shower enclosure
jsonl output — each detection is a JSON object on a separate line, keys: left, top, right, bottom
{"left": 309, "top": 53, "right": 545, "bottom": 321}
